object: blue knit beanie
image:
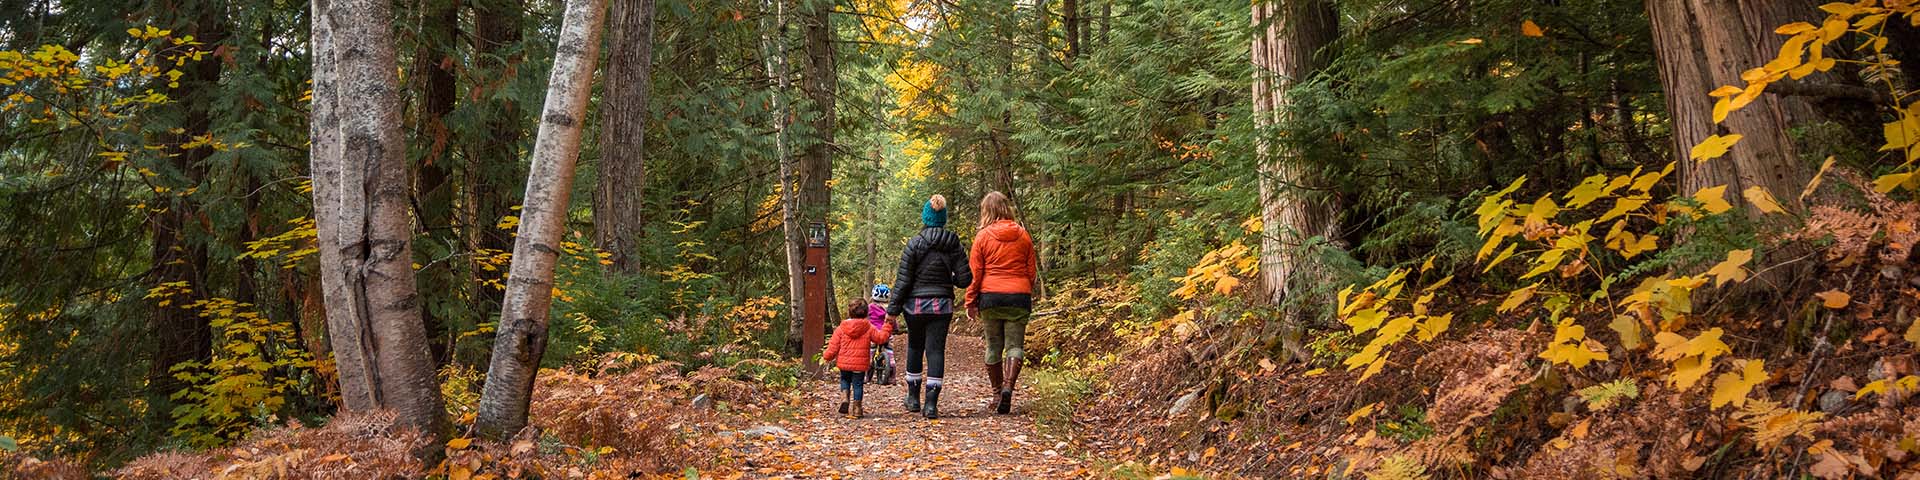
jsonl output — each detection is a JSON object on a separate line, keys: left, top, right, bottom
{"left": 921, "top": 200, "right": 947, "bottom": 227}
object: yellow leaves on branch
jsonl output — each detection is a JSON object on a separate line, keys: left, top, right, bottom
{"left": 1539, "top": 317, "right": 1609, "bottom": 369}
{"left": 1653, "top": 328, "right": 1731, "bottom": 390}
{"left": 1853, "top": 375, "right": 1919, "bottom": 400}
{"left": 1336, "top": 263, "right": 1452, "bottom": 383}
{"left": 1173, "top": 241, "right": 1256, "bottom": 300}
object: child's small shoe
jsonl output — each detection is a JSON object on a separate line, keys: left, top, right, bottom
{"left": 838, "top": 401, "right": 849, "bottom": 415}
{"left": 851, "top": 400, "right": 864, "bottom": 419}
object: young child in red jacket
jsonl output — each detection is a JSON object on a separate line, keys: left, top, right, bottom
{"left": 824, "top": 298, "right": 895, "bottom": 418}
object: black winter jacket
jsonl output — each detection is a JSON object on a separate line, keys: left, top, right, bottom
{"left": 887, "top": 227, "right": 972, "bottom": 315}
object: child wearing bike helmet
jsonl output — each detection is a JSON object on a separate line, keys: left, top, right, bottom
{"left": 867, "top": 284, "right": 899, "bottom": 384}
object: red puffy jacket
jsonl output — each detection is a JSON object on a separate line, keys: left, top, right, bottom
{"left": 823, "top": 317, "right": 892, "bottom": 372}
{"left": 967, "top": 219, "right": 1037, "bottom": 308}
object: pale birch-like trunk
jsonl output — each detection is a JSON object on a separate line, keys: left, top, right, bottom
{"left": 310, "top": 0, "right": 446, "bottom": 437}
{"left": 593, "top": 0, "right": 657, "bottom": 273}
{"left": 1252, "top": 0, "right": 1339, "bottom": 362}
{"left": 763, "top": 0, "right": 808, "bottom": 356}
{"left": 473, "top": 0, "right": 608, "bottom": 440}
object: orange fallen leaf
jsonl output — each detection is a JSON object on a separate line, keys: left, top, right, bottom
{"left": 1815, "top": 290, "right": 1850, "bottom": 309}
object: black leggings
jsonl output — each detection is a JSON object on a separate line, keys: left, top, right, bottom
{"left": 904, "top": 313, "right": 951, "bottom": 379}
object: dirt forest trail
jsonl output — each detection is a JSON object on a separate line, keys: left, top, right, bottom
{"left": 722, "top": 335, "right": 1098, "bottom": 479}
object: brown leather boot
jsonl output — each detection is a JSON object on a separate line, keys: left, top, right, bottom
{"left": 851, "top": 400, "right": 864, "bottom": 419}
{"left": 985, "top": 362, "right": 1004, "bottom": 412}
{"left": 1001, "top": 360, "right": 1023, "bottom": 414}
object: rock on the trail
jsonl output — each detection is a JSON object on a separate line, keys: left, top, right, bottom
{"left": 691, "top": 393, "right": 714, "bottom": 409}
{"left": 1818, "top": 390, "right": 1850, "bottom": 413}
{"left": 1169, "top": 390, "right": 1201, "bottom": 418}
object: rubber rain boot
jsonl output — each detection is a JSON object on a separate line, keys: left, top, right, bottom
{"left": 904, "top": 379, "right": 922, "bottom": 412}
{"left": 923, "top": 384, "right": 942, "bottom": 419}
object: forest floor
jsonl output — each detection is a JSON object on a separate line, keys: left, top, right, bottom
{"left": 717, "top": 335, "right": 1099, "bottom": 479}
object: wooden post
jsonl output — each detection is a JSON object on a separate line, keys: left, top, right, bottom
{"left": 802, "top": 222, "right": 831, "bottom": 376}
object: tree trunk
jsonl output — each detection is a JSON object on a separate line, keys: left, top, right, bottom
{"left": 799, "top": 0, "right": 837, "bottom": 341}
{"left": 146, "top": 0, "right": 226, "bottom": 429}
{"left": 465, "top": 0, "right": 524, "bottom": 344}
{"left": 412, "top": 0, "right": 460, "bottom": 366}
{"left": 1645, "top": 0, "right": 1813, "bottom": 212}
{"left": 1252, "top": 0, "right": 1339, "bottom": 362}
{"left": 593, "top": 0, "right": 657, "bottom": 273}
{"left": 762, "top": 0, "right": 807, "bottom": 356}
{"left": 473, "top": 0, "right": 607, "bottom": 440}
{"left": 310, "top": 0, "right": 447, "bottom": 438}
{"left": 1064, "top": 0, "right": 1080, "bottom": 61}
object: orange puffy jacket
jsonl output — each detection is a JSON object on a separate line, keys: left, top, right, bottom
{"left": 966, "top": 219, "right": 1037, "bottom": 308}
{"left": 823, "top": 317, "right": 892, "bottom": 372}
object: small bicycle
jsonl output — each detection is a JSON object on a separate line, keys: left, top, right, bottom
{"left": 867, "top": 342, "right": 896, "bottom": 385}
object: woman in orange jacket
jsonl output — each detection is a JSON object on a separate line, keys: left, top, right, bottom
{"left": 966, "top": 191, "right": 1038, "bottom": 414}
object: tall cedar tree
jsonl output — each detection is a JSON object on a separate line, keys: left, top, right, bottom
{"left": 1253, "top": 0, "right": 1340, "bottom": 361}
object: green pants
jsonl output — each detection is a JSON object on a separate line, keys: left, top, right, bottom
{"left": 981, "top": 307, "right": 1031, "bottom": 364}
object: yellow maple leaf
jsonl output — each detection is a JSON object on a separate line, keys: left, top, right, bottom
{"left": 1693, "top": 185, "right": 1733, "bottom": 214}
{"left": 1563, "top": 174, "right": 1609, "bottom": 208}
{"left": 1741, "top": 186, "right": 1786, "bottom": 214}
{"left": 1345, "top": 402, "right": 1379, "bottom": 425}
{"left": 1214, "top": 276, "right": 1241, "bottom": 295}
{"left": 1416, "top": 313, "right": 1452, "bottom": 342}
{"left": 1904, "top": 316, "right": 1920, "bottom": 347}
{"left": 1541, "top": 339, "right": 1610, "bottom": 369}
{"left": 1689, "top": 134, "right": 1743, "bottom": 162}
{"left": 1524, "top": 196, "right": 1560, "bottom": 231}
{"left": 1670, "top": 355, "right": 1712, "bottom": 391}
{"left": 1609, "top": 315, "right": 1644, "bottom": 350}
{"left": 1710, "top": 359, "right": 1767, "bottom": 409}
{"left": 1873, "top": 171, "right": 1915, "bottom": 194}
{"left": 1706, "top": 249, "right": 1753, "bottom": 287}
{"left": 1803, "top": 156, "right": 1835, "bottom": 202}
{"left": 1498, "top": 282, "right": 1540, "bottom": 313}
{"left": 447, "top": 437, "right": 472, "bottom": 450}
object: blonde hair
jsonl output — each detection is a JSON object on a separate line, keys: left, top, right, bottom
{"left": 978, "top": 191, "right": 1015, "bottom": 230}
{"left": 929, "top": 194, "right": 947, "bottom": 211}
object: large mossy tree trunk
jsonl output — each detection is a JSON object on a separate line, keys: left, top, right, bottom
{"left": 473, "top": 0, "right": 607, "bottom": 440}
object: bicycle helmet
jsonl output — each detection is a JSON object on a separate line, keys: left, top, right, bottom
{"left": 869, "top": 284, "right": 893, "bottom": 303}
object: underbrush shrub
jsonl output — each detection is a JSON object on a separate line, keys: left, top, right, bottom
{"left": 117, "top": 353, "right": 784, "bottom": 478}
{"left": 2, "top": 453, "right": 88, "bottom": 480}
{"left": 116, "top": 411, "right": 430, "bottom": 479}
{"left": 1027, "top": 368, "right": 1095, "bottom": 433}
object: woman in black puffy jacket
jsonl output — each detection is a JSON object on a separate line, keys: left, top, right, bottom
{"left": 886, "top": 194, "right": 971, "bottom": 419}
